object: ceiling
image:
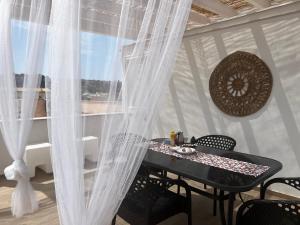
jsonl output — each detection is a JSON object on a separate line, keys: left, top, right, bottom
{"left": 13, "top": 0, "right": 297, "bottom": 36}
{"left": 187, "top": 0, "right": 296, "bottom": 30}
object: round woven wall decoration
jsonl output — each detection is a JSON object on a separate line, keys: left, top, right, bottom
{"left": 209, "top": 51, "right": 273, "bottom": 117}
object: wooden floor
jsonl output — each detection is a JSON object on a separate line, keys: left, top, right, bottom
{"left": 0, "top": 169, "right": 258, "bottom": 225}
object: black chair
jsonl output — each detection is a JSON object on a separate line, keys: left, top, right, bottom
{"left": 236, "top": 199, "right": 300, "bottom": 225}
{"left": 196, "top": 135, "right": 236, "bottom": 151}
{"left": 236, "top": 177, "right": 300, "bottom": 225}
{"left": 190, "top": 135, "right": 236, "bottom": 216}
{"left": 111, "top": 133, "right": 149, "bottom": 149}
{"left": 112, "top": 135, "right": 166, "bottom": 177}
{"left": 113, "top": 170, "right": 192, "bottom": 225}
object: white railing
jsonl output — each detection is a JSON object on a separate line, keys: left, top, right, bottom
{"left": 0, "top": 113, "right": 123, "bottom": 174}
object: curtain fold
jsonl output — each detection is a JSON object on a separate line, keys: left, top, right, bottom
{"left": 45, "top": 0, "right": 191, "bottom": 224}
{"left": 47, "top": 1, "right": 86, "bottom": 224}
{"left": 0, "top": 0, "right": 48, "bottom": 217}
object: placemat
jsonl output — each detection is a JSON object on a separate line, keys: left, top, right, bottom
{"left": 149, "top": 142, "right": 270, "bottom": 177}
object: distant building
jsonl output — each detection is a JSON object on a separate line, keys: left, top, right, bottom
{"left": 15, "top": 74, "right": 47, "bottom": 117}
{"left": 16, "top": 88, "right": 48, "bottom": 117}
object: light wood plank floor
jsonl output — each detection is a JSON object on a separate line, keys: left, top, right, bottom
{"left": 0, "top": 169, "right": 259, "bottom": 225}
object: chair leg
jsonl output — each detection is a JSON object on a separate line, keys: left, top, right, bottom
{"left": 213, "top": 188, "right": 217, "bottom": 216}
{"left": 111, "top": 215, "right": 116, "bottom": 225}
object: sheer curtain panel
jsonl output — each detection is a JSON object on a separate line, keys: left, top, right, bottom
{"left": 47, "top": 0, "right": 192, "bottom": 224}
{"left": 0, "top": 0, "right": 49, "bottom": 217}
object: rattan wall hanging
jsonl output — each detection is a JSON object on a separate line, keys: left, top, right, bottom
{"left": 209, "top": 51, "right": 273, "bottom": 117}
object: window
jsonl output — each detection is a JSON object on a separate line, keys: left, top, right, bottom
{"left": 12, "top": 20, "right": 132, "bottom": 117}
{"left": 80, "top": 31, "right": 128, "bottom": 114}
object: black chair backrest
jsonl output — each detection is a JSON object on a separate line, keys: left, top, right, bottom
{"left": 127, "top": 173, "right": 173, "bottom": 198}
{"left": 237, "top": 177, "right": 300, "bottom": 225}
{"left": 112, "top": 133, "right": 148, "bottom": 146}
{"left": 236, "top": 199, "right": 300, "bottom": 225}
{"left": 261, "top": 177, "right": 300, "bottom": 199}
{"left": 197, "top": 135, "right": 236, "bottom": 151}
{"left": 125, "top": 170, "right": 192, "bottom": 210}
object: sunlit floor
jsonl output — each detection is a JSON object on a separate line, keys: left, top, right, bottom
{"left": 0, "top": 169, "right": 261, "bottom": 225}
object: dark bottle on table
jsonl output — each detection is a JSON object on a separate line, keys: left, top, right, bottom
{"left": 190, "top": 136, "right": 196, "bottom": 144}
{"left": 176, "top": 131, "right": 184, "bottom": 145}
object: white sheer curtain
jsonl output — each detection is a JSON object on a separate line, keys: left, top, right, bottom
{"left": 0, "top": 0, "right": 48, "bottom": 218}
{"left": 47, "top": 0, "right": 192, "bottom": 224}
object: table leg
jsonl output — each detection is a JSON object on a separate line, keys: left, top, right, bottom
{"left": 219, "top": 191, "right": 226, "bottom": 225}
{"left": 177, "top": 175, "right": 181, "bottom": 194}
{"left": 260, "top": 182, "right": 265, "bottom": 199}
{"left": 227, "top": 193, "right": 236, "bottom": 225}
{"left": 213, "top": 188, "right": 217, "bottom": 216}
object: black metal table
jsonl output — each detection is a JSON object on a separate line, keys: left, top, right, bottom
{"left": 143, "top": 144, "right": 282, "bottom": 225}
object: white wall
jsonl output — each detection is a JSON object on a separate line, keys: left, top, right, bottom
{"left": 154, "top": 4, "right": 300, "bottom": 195}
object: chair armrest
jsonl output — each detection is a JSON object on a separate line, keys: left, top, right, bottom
{"left": 261, "top": 177, "right": 300, "bottom": 199}
{"left": 159, "top": 178, "right": 192, "bottom": 201}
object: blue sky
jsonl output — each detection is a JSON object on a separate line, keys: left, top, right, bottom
{"left": 12, "top": 20, "right": 129, "bottom": 81}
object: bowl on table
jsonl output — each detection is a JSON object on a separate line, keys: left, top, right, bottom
{"left": 181, "top": 143, "right": 198, "bottom": 148}
{"left": 171, "top": 146, "right": 196, "bottom": 155}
